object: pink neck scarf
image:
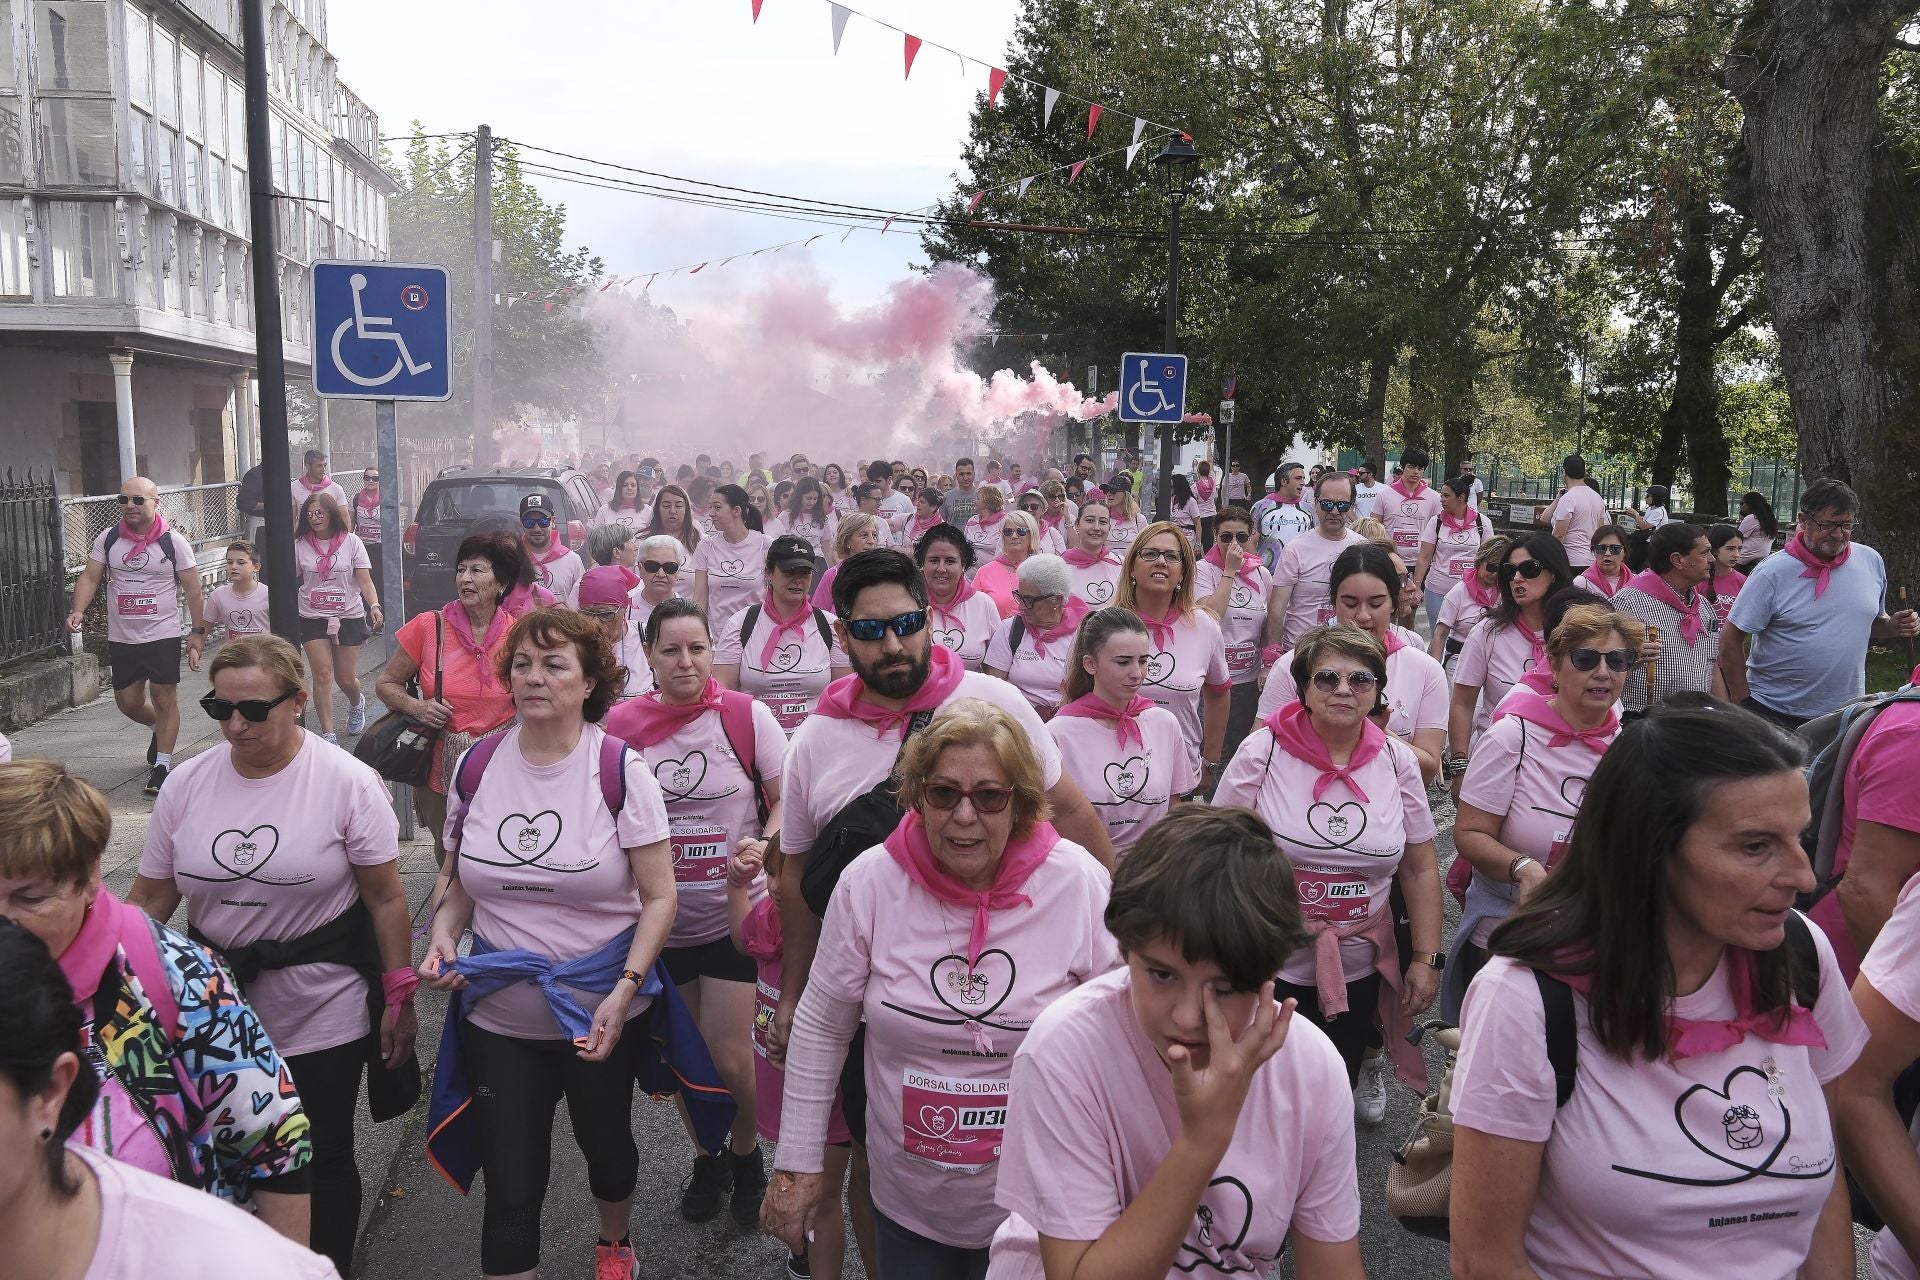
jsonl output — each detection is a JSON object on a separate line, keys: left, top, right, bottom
{"left": 1264, "top": 701, "right": 1387, "bottom": 803}
{"left": 305, "top": 530, "right": 346, "bottom": 578}
{"left": 1382, "top": 628, "right": 1406, "bottom": 656}
{"left": 1388, "top": 477, "right": 1427, "bottom": 501}
{"left": 883, "top": 809, "right": 1059, "bottom": 968}
{"left": 907, "top": 512, "right": 943, "bottom": 541}
{"left": 1627, "top": 569, "right": 1706, "bottom": 646}
{"left": 440, "top": 601, "right": 508, "bottom": 687}
{"left": 298, "top": 472, "right": 332, "bottom": 494}
{"left": 974, "top": 511, "right": 1006, "bottom": 532}
{"left": 1132, "top": 604, "right": 1182, "bottom": 654}
{"left": 501, "top": 581, "right": 556, "bottom": 616}
{"left": 1464, "top": 576, "right": 1501, "bottom": 608}
{"left": 58, "top": 892, "right": 136, "bottom": 1005}
{"left": 815, "top": 642, "right": 967, "bottom": 736}
{"left": 356, "top": 488, "right": 380, "bottom": 512}
{"left": 1039, "top": 510, "right": 1067, "bottom": 533}
{"left": 1513, "top": 615, "right": 1548, "bottom": 671}
{"left": 1783, "top": 532, "right": 1849, "bottom": 599}
{"left": 1439, "top": 509, "right": 1477, "bottom": 535}
{"left": 1493, "top": 688, "right": 1619, "bottom": 754}
{"left": 1054, "top": 691, "right": 1155, "bottom": 748}
{"left": 1026, "top": 596, "right": 1089, "bottom": 658}
{"left": 1552, "top": 949, "right": 1827, "bottom": 1062}
{"left": 1580, "top": 563, "right": 1625, "bottom": 598}
{"left": 929, "top": 575, "right": 980, "bottom": 628}
{"left": 1063, "top": 546, "right": 1119, "bottom": 569}
{"left": 757, "top": 596, "right": 816, "bottom": 670}
{"left": 1202, "top": 542, "right": 1263, "bottom": 588}
{"left": 612, "top": 679, "right": 726, "bottom": 749}
{"left": 115, "top": 510, "right": 171, "bottom": 563}
{"left": 527, "top": 537, "right": 570, "bottom": 567}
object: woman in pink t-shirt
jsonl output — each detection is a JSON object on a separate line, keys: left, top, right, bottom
{"left": 972, "top": 510, "right": 1041, "bottom": 618}
{"left": 1215, "top": 625, "right": 1442, "bottom": 1090}
{"left": 1063, "top": 497, "right": 1123, "bottom": 608}
{"left": 1036, "top": 481, "right": 1073, "bottom": 556}
{"left": 1104, "top": 487, "right": 1146, "bottom": 559}
{"left": 1412, "top": 476, "right": 1495, "bottom": 624}
{"left": 129, "top": 635, "right": 415, "bottom": 1278}
{"left": 771, "top": 476, "right": 837, "bottom": 561}
{"left": 292, "top": 493, "right": 381, "bottom": 744}
{"left": 1193, "top": 505, "right": 1272, "bottom": 761}
{"left": 714, "top": 535, "right": 848, "bottom": 735}
{"left": 811, "top": 512, "right": 888, "bottom": 613}
{"left": 694, "top": 484, "right": 773, "bottom": 642}
{"left": 1448, "top": 532, "right": 1574, "bottom": 788}
{"left": 965, "top": 485, "right": 1012, "bottom": 567}
{"left": 765, "top": 699, "right": 1120, "bottom": 1278}
{"left": 1451, "top": 700, "right": 1866, "bottom": 1279}
{"left": 1838, "top": 875, "right": 1920, "bottom": 1280}
{"left": 1572, "top": 526, "right": 1630, "bottom": 599}
{"left": 916, "top": 525, "right": 1004, "bottom": 670}
{"left": 987, "top": 806, "right": 1364, "bottom": 1279}
{"left": 1705, "top": 522, "right": 1748, "bottom": 634}
{"left": 985, "top": 555, "right": 1088, "bottom": 718}
{"left": 1048, "top": 608, "right": 1197, "bottom": 858}
{"left": 420, "top": 607, "right": 676, "bottom": 1280}
{"left": 1442, "top": 603, "right": 1643, "bottom": 1022}
{"left": 1428, "top": 536, "right": 1509, "bottom": 673}
{"left": 899, "top": 485, "right": 947, "bottom": 551}
{"left": 1117, "top": 523, "right": 1232, "bottom": 786}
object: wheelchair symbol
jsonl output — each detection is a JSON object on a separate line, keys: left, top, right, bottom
{"left": 330, "top": 273, "right": 436, "bottom": 389}
{"left": 1126, "top": 357, "right": 1178, "bottom": 419}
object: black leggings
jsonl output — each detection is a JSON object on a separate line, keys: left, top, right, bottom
{"left": 465, "top": 1022, "right": 642, "bottom": 1275}
{"left": 1274, "top": 972, "right": 1382, "bottom": 1085}
{"left": 285, "top": 1038, "right": 367, "bottom": 1278}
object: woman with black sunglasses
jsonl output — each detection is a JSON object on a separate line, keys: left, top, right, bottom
{"left": 1575, "top": 528, "right": 1631, "bottom": 598}
{"left": 1193, "top": 505, "right": 1271, "bottom": 759}
{"left": 1447, "top": 534, "right": 1573, "bottom": 790}
{"left": 128, "top": 634, "right": 416, "bottom": 1277}
{"left": 1441, "top": 603, "right": 1644, "bottom": 1019}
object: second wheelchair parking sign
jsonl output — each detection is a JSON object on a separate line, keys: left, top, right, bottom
{"left": 312, "top": 261, "right": 454, "bottom": 402}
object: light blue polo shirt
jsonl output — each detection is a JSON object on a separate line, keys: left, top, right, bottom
{"left": 1728, "top": 543, "right": 1887, "bottom": 718}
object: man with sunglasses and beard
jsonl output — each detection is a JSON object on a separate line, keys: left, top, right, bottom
{"left": 1612, "top": 521, "right": 1723, "bottom": 716}
{"left": 517, "top": 493, "right": 584, "bottom": 607}
{"left": 67, "top": 477, "right": 207, "bottom": 795}
{"left": 1266, "top": 473, "right": 1368, "bottom": 651}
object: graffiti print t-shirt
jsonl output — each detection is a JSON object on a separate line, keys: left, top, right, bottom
{"left": 444, "top": 723, "right": 671, "bottom": 1040}
{"left": 138, "top": 733, "right": 398, "bottom": 1055}
{"left": 987, "top": 969, "right": 1358, "bottom": 1277}
{"left": 1452, "top": 934, "right": 1865, "bottom": 1280}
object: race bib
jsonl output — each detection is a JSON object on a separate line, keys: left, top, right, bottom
{"left": 1447, "top": 556, "right": 1474, "bottom": 580}
{"left": 902, "top": 1070, "right": 1008, "bottom": 1171}
{"left": 308, "top": 587, "right": 348, "bottom": 613}
{"left": 1548, "top": 828, "right": 1572, "bottom": 867}
{"left": 752, "top": 978, "right": 779, "bottom": 1060}
{"left": 669, "top": 821, "right": 730, "bottom": 887}
{"left": 1226, "top": 643, "right": 1257, "bottom": 680}
{"left": 762, "top": 695, "right": 812, "bottom": 732}
{"left": 1315, "top": 605, "right": 1337, "bottom": 624}
{"left": 115, "top": 593, "right": 159, "bottom": 618}
{"left": 1294, "top": 869, "right": 1372, "bottom": 924}
{"left": 1392, "top": 528, "right": 1420, "bottom": 550}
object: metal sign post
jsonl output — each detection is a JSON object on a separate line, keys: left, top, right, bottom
{"left": 374, "top": 399, "right": 414, "bottom": 839}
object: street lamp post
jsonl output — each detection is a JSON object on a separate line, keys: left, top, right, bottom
{"left": 1151, "top": 135, "right": 1201, "bottom": 521}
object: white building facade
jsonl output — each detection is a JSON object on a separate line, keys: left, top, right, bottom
{"left": 0, "top": 0, "right": 391, "bottom": 497}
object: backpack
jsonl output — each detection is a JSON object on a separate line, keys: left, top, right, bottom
{"left": 740, "top": 603, "right": 834, "bottom": 660}
{"left": 1795, "top": 685, "right": 1920, "bottom": 909}
{"left": 799, "top": 708, "right": 935, "bottom": 918}
{"left": 1389, "top": 913, "right": 1820, "bottom": 1242}
{"left": 455, "top": 727, "right": 629, "bottom": 816}
{"left": 713, "top": 688, "right": 773, "bottom": 828}
{"left": 101, "top": 525, "right": 181, "bottom": 571}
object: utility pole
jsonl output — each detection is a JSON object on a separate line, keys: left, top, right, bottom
{"left": 473, "top": 124, "right": 495, "bottom": 468}
{"left": 1155, "top": 195, "right": 1182, "bottom": 522}
{"left": 242, "top": 0, "right": 297, "bottom": 641}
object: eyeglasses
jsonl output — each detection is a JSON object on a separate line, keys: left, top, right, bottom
{"left": 1310, "top": 669, "right": 1380, "bottom": 693}
{"left": 200, "top": 688, "right": 297, "bottom": 723}
{"left": 921, "top": 783, "right": 1015, "bottom": 814}
{"left": 1500, "top": 559, "right": 1548, "bottom": 582}
{"left": 580, "top": 605, "right": 624, "bottom": 622}
{"left": 1318, "top": 499, "right": 1354, "bottom": 514}
{"left": 1013, "top": 591, "right": 1060, "bottom": 611}
{"left": 1215, "top": 530, "right": 1251, "bottom": 544}
{"left": 641, "top": 559, "right": 681, "bottom": 575}
{"left": 1804, "top": 515, "right": 1855, "bottom": 536}
{"left": 521, "top": 515, "right": 553, "bottom": 529}
{"left": 364, "top": 474, "right": 379, "bottom": 482}
{"left": 1135, "top": 547, "right": 1183, "bottom": 563}
{"left": 114, "top": 494, "right": 150, "bottom": 506}
{"left": 1002, "top": 527, "right": 1028, "bottom": 538}
{"left": 843, "top": 609, "right": 929, "bottom": 642}
{"left": 1568, "top": 647, "right": 1636, "bottom": 673}
{"left": 1594, "top": 544, "right": 1625, "bottom": 557}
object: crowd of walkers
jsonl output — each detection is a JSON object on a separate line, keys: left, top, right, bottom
{"left": 8, "top": 442, "right": 1920, "bottom": 1279}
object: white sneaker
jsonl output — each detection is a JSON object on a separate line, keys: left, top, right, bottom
{"left": 1354, "top": 1053, "right": 1389, "bottom": 1126}
{"left": 322, "top": 731, "right": 339, "bottom": 746}
{"left": 346, "top": 700, "right": 368, "bottom": 734}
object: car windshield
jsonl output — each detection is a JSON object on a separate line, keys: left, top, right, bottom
{"left": 423, "top": 481, "right": 546, "bottom": 524}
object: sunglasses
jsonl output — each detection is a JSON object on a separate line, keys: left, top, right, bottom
{"left": 114, "top": 494, "right": 150, "bottom": 506}
{"left": 1500, "top": 559, "right": 1548, "bottom": 582}
{"left": 1594, "top": 544, "right": 1625, "bottom": 556}
{"left": 1568, "top": 647, "right": 1636, "bottom": 673}
{"left": 1215, "top": 530, "right": 1251, "bottom": 544}
{"left": 642, "top": 559, "right": 681, "bottom": 575}
{"left": 1318, "top": 499, "right": 1354, "bottom": 514}
{"left": 921, "top": 783, "right": 1015, "bottom": 814}
{"left": 200, "top": 688, "right": 297, "bottom": 723}
{"left": 521, "top": 515, "right": 553, "bottom": 529}
{"left": 843, "top": 609, "right": 929, "bottom": 642}
{"left": 1135, "top": 547, "right": 1183, "bottom": 564}
{"left": 1002, "top": 527, "right": 1029, "bottom": 538}
{"left": 1310, "top": 669, "right": 1379, "bottom": 693}
{"left": 364, "top": 474, "right": 379, "bottom": 482}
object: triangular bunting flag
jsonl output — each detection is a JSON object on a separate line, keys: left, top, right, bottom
{"left": 880, "top": 214, "right": 897, "bottom": 235}
{"left": 967, "top": 191, "right": 985, "bottom": 213}
{"left": 751, "top": 0, "right": 764, "bottom": 21}
{"left": 903, "top": 34, "right": 921, "bottom": 79}
{"left": 1043, "top": 87, "right": 1060, "bottom": 127}
{"left": 829, "top": 3, "right": 850, "bottom": 54}
{"left": 1069, "top": 159, "right": 1087, "bottom": 183}
{"left": 1127, "top": 118, "right": 1148, "bottom": 167}
{"left": 988, "top": 67, "right": 1007, "bottom": 107}
{"left": 689, "top": 263, "right": 707, "bottom": 274}
{"left": 1017, "top": 176, "right": 1034, "bottom": 198}
{"left": 646, "top": 274, "right": 657, "bottom": 289}
{"left": 1087, "top": 104, "right": 1103, "bottom": 138}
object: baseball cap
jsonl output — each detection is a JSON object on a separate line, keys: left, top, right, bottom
{"left": 766, "top": 535, "right": 816, "bottom": 572}
{"left": 518, "top": 492, "right": 553, "bottom": 518}
{"left": 577, "top": 565, "right": 641, "bottom": 608}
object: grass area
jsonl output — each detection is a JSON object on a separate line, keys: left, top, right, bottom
{"left": 1868, "top": 644, "right": 1918, "bottom": 693}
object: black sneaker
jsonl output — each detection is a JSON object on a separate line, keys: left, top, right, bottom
{"left": 679, "top": 1152, "right": 732, "bottom": 1223}
{"left": 144, "top": 763, "right": 168, "bottom": 796}
{"left": 729, "top": 1145, "right": 767, "bottom": 1228}
{"left": 786, "top": 1249, "right": 811, "bottom": 1279}
{"left": 146, "top": 731, "right": 157, "bottom": 766}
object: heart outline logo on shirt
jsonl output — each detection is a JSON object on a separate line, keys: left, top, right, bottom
{"left": 230, "top": 609, "right": 259, "bottom": 632}
{"left": 1531, "top": 769, "right": 1589, "bottom": 824}
{"left": 182, "top": 825, "right": 313, "bottom": 885}
{"left": 718, "top": 557, "right": 744, "bottom": 577}
{"left": 123, "top": 548, "right": 151, "bottom": 570}
{"left": 1298, "top": 878, "right": 1327, "bottom": 905}
{"left": 933, "top": 626, "right": 963, "bottom": 651}
{"left": 1303, "top": 801, "right": 1370, "bottom": 850}
{"left": 654, "top": 752, "right": 709, "bottom": 801}
{"left": 1174, "top": 1175, "right": 1255, "bottom": 1273}
{"left": 1083, "top": 579, "right": 1115, "bottom": 605}
{"left": 1229, "top": 584, "right": 1255, "bottom": 610}
{"left": 466, "top": 810, "right": 566, "bottom": 869}
{"left": 927, "top": 949, "right": 1016, "bottom": 1020}
{"left": 767, "top": 643, "right": 802, "bottom": 674}
{"left": 1613, "top": 1064, "right": 1831, "bottom": 1186}
{"left": 1104, "top": 756, "right": 1149, "bottom": 801}
{"left": 1145, "top": 651, "right": 1177, "bottom": 686}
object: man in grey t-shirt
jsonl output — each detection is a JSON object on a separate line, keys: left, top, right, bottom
{"left": 939, "top": 457, "right": 980, "bottom": 525}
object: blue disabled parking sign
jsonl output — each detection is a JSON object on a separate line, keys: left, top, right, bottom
{"left": 312, "top": 261, "right": 453, "bottom": 402}
{"left": 1118, "top": 352, "right": 1188, "bottom": 424}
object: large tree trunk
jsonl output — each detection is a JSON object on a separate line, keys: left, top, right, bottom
{"left": 1727, "top": 0, "right": 1920, "bottom": 588}
{"left": 1361, "top": 348, "right": 1394, "bottom": 471}
{"left": 1659, "top": 193, "right": 1723, "bottom": 512}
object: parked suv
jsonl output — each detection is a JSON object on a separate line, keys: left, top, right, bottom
{"left": 401, "top": 465, "right": 601, "bottom": 619}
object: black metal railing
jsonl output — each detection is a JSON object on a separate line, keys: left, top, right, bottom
{"left": 0, "top": 471, "right": 70, "bottom": 667}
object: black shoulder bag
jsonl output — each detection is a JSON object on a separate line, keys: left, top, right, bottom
{"left": 354, "top": 614, "right": 444, "bottom": 787}
{"left": 799, "top": 708, "right": 935, "bottom": 918}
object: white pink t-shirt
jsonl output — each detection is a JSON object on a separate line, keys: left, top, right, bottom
{"left": 444, "top": 724, "right": 672, "bottom": 1040}
{"left": 984, "top": 616, "right": 1073, "bottom": 717}
{"left": 526, "top": 545, "right": 584, "bottom": 607}
{"left": 1046, "top": 704, "right": 1194, "bottom": 857}
{"left": 1858, "top": 877, "right": 1920, "bottom": 1279}
{"left": 76, "top": 1145, "right": 340, "bottom": 1280}
{"left": 714, "top": 602, "right": 845, "bottom": 734}
{"left": 1455, "top": 618, "right": 1544, "bottom": 739}
{"left": 1452, "top": 927, "right": 1867, "bottom": 1280}
{"left": 1379, "top": 483, "right": 1443, "bottom": 560}
{"left": 1214, "top": 730, "right": 1434, "bottom": 984}
{"left": 928, "top": 590, "right": 1005, "bottom": 670}
{"left": 1420, "top": 511, "right": 1495, "bottom": 597}
{"left": 1258, "top": 642, "right": 1448, "bottom": 743}
{"left": 595, "top": 504, "right": 651, "bottom": 534}
{"left": 1436, "top": 580, "right": 1494, "bottom": 648}
{"left": 987, "top": 970, "right": 1358, "bottom": 1277}
{"left": 1549, "top": 483, "right": 1612, "bottom": 566}
{"left": 1134, "top": 608, "right": 1231, "bottom": 775}
{"left": 291, "top": 477, "right": 348, "bottom": 515}
{"left": 1106, "top": 516, "right": 1145, "bottom": 559}
{"left": 88, "top": 526, "right": 197, "bottom": 645}
{"left": 769, "top": 511, "right": 836, "bottom": 560}
{"left": 690, "top": 530, "right": 772, "bottom": 642}
{"left": 966, "top": 515, "right": 1010, "bottom": 565}
{"left": 781, "top": 676, "right": 1064, "bottom": 858}
{"left": 293, "top": 532, "right": 372, "bottom": 620}
{"left": 1272, "top": 529, "right": 1369, "bottom": 647}
{"left": 804, "top": 841, "right": 1120, "bottom": 1247}
{"left": 205, "top": 582, "right": 270, "bottom": 637}
{"left": 1809, "top": 685, "right": 1920, "bottom": 984}
{"left": 607, "top": 698, "right": 785, "bottom": 949}
{"left": 138, "top": 733, "right": 398, "bottom": 1056}
{"left": 1066, "top": 556, "right": 1122, "bottom": 608}
{"left": 1193, "top": 560, "right": 1273, "bottom": 686}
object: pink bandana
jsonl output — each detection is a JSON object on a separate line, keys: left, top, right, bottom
{"left": 1388, "top": 477, "right": 1427, "bottom": 501}
{"left": 114, "top": 510, "right": 171, "bottom": 563}
{"left": 1382, "top": 629, "right": 1406, "bottom": 656}
{"left": 815, "top": 642, "right": 966, "bottom": 736}
{"left": 1492, "top": 688, "right": 1619, "bottom": 753}
{"left": 974, "top": 511, "right": 1006, "bottom": 533}
{"left": 1580, "top": 563, "right": 1626, "bottom": 598}
{"left": 297, "top": 472, "right": 332, "bottom": 494}
{"left": 883, "top": 809, "right": 1058, "bottom": 968}
{"left": 1263, "top": 701, "right": 1387, "bottom": 803}
{"left": 1202, "top": 542, "right": 1263, "bottom": 589}
{"left": 1627, "top": 569, "right": 1706, "bottom": 646}
{"left": 305, "top": 531, "right": 346, "bottom": 579}
{"left": 1514, "top": 616, "right": 1547, "bottom": 671}
{"left": 1132, "top": 605, "right": 1181, "bottom": 654}
{"left": 906, "top": 512, "right": 943, "bottom": 543}
{"left": 1439, "top": 509, "right": 1478, "bottom": 535}
{"left": 1054, "top": 692, "right": 1155, "bottom": 748}
{"left": 610, "top": 678, "right": 726, "bottom": 749}
{"left": 756, "top": 597, "right": 817, "bottom": 670}
{"left": 1063, "top": 547, "right": 1120, "bottom": 569}
{"left": 440, "top": 601, "right": 510, "bottom": 686}
{"left": 1783, "top": 532, "right": 1849, "bottom": 599}
{"left": 1025, "top": 596, "right": 1090, "bottom": 658}
{"left": 1464, "top": 576, "right": 1501, "bottom": 609}
{"left": 1552, "top": 950, "right": 1827, "bottom": 1062}
{"left": 929, "top": 575, "right": 982, "bottom": 631}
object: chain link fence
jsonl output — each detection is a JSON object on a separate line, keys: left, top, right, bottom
{"left": 0, "top": 472, "right": 69, "bottom": 666}
{"left": 1472, "top": 453, "right": 1804, "bottom": 522}
{"left": 61, "top": 483, "right": 242, "bottom": 651}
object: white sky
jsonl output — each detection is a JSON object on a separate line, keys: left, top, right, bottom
{"left": 325, "top": 0, "right": 1024, "bottom": 311}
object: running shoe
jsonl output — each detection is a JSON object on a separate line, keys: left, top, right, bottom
{"left": 679, "top": 1152, "right": 732, "bottom": 1223}
{"left": 730, "top": 1145, "right": 768, "bottom": 1228}
{"left": 322, "top": 731, "right": 339, "bottom": 746}
{"left": 787, "top": 1249, "right": 812, "bottom": 1279}
{"left": 144, "top": 763, "right": 168, "bottom": 796}
{"left": 592, "top": 1241, "right": 638, "bottom": 1280}
{"left": 346, "top": 700, "right": 368, "bottom": 734}
{"left": 1354, "top": 1053, "right": 1389, "bottom": 1126}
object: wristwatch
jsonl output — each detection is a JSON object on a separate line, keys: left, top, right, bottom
{"left": 190, "top": 625, "right": 208, "bottom": 637}
{"left": 1444, "top": 754, "right": 1469, "bottom": 778}
{"left": 1410, "top": 951, "right": 1445, "bottom": 970}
